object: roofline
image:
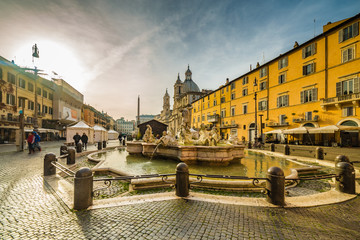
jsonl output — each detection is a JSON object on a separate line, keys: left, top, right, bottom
{"left": 195, "top": 12, "right": 360, "bottom": 101}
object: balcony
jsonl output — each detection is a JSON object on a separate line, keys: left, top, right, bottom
{"left": 220, "top": 124, "right": 238, "bottom": 129}
{"left": 293, "top": 115, "right": 319, "bottom": 123}
{"left": 207, "top": 114, "right": 219, "bottom": 123}
{"left": 266, "top": 122, "right": 289, "bottom": 127}
{"left": 321, "top": 93, "right": 360, "bottom": 110}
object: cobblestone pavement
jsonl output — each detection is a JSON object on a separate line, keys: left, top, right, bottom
{"left": 0, "top": 142, "right": 360, "bottom": 239}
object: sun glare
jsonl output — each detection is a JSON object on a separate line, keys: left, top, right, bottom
{"left": 13, "top": 40, "right": 87, "bottom": 92}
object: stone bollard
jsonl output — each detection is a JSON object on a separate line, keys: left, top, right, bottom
{"left": 98, "top": 142, "right": 102, "bottom": 150}
{"left": 103, "top": 141, "right": 106, "bottom": 148}
{"left": 284, "top": 144, "right": 290, "bottom": 155}
{"left": 74, "top": 168, "right": 93, "bottom": 210}
{"left": 44, "top": 153, "right": 56, "bottom": 176}
{"left": 335, "top": 155, "right": 350, "bottom": 164}
{"left": 76, "top": 142, "right": 82, "bottom": 153}
{"left": 335, "top": 162, "right": 355, "bottom": 194}
{"left": 266, "top": 166, "right": 285, "bottom": 206}
{"left": 270, "top": 143, "right": 275, "bottom": 152}
{"left": 176, "top": 162, "right": 189, "bottom": 197}
{"left": 123, "top": 138, "right": 126, "bottom": 146}
{"left": 247, "top": 142, "right": 252, "bottom": 149}
{"left": 315, "top": 147, "right": 324, "bottom": 160}
{"left": 67, "top": 148, "right": 76, "bottom": 165}
{"left": 60, "top": 145, "right": 68, "bottom": 156}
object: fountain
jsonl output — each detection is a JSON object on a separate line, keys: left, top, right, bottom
{"left": 127, "top": 123, "right": 245, "bottom": 166}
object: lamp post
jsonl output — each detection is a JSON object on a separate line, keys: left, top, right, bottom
{"left": 253, "top": 78, "right": 258, "bottom": 144}
{"left": 259, "top": 114, "right": 263, "bottom": 143}
{"left": 18, "top": 97, "right": 27, "bottom": 151}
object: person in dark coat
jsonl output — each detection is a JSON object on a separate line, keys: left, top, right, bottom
{"left": 81, "top": 133, "right": 88, "bottom": 150}
{"left": 73, "top": 132, "right": 81, "bottom": 146}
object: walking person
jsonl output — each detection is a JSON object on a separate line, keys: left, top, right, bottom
{"left": 81, "top": 133, "right": 88, "bottom": 150}
{"left": 73, "top": 132, "right": 81, "bottom": 146}
{"left": 27, "top": 132, "right": 35, "bottom": 154}
{"left": 33, "top": 131, "right": 41, "bottom": 151}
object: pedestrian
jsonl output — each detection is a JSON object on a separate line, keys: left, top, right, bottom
{"left": 27, "top": 132, "right": 35, "bottom": 154}
{"left": 81, "top": 133, "right": 88, "bottom": 150}
{"left": 118, "top": 134, "right": 122, "bottom": 144}
{"left": 73, "top": 132, "right": 81, "bottom": 146}
{"left": 33, "top": 131, "right": 41, "bottom": 151}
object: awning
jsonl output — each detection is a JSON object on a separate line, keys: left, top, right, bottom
{"left": 264, "top": 129, "right": 284, "bottom": 134}
{"left": 308, "top": 125, "right": 360, "bottom": 134}
{"left": 283, "top": 127, "right": 313, "bottom": 134}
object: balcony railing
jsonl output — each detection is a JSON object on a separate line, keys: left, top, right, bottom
{"left": 292, "top": 115, "right": 319, "bottom": 123}
{"left": 266, "top": 122, "right": 289, "bottom": 127}
{"left": 322, "top": 93, "right": 360, "bottom": 105}
{"left": 207, "top": 114, "right": 219, "bottom": 123}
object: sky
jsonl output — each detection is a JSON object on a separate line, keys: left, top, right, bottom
{"left": 0, "top": 0, "right": 359, "bottom": 120}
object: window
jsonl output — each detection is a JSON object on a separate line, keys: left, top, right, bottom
{"left": 231, "top": 82, "right": 236, "bottom": 90}
{"left": 221, "top": 88, "right": 224, "bottom": 94}
{"left": 37, "top": 103, "right": 41, "bottom": 114}
{"left": 278, "top": 73, "right": 286, "bottom": 84}
{"left": 302, "top": 43, "right": 316, "bottom": 58}
{"left": 19, "top": 78, "right": 26, "bottom": 89}
{"left": 28, "top": 82, "right": 34, "bottom": 92}
{"left": 194, "top": 108, "right": 196, "bottom": 113}
{"left": 242, "top": 88, "right": 248, "bottom": 96}
{"left": 42, "top": 105, "right": 48, "bottom": 114}
{"left": 214, "top": 92, "right": 216, "bottom": 97}
{"left": 6, "top": 94, "right": 15, "bottom": 105}
{"left": 221, "top": 109, "right": 226, "bottom": 118}
{"left": 7, "top": 73, "right": 15, "bottom": 84}
{"left": 336, "top": 78, "right": 360, "bottom": 96}
{"left": 343, "top": 106, "right": 354, "bottom": 117}
{"left": 36, "top": 87, "right": 41, "bottom": 95}
{"left": 258, "top": 100, "right": 267, "bottom": 111}
{"left": 279, "top": 115, "right": 287, "bottom": 125}
{"left": 278, "top": 56, "right": 288, "bottom": 69}
{"left": 339, "top": 22, "right": 359, "bottom": 42}
{"left": 243, "top": 104, "right": 248, "bottom": 114}
{"left": 18, "top": 97, "right": 25, "bottom": 108}
{"left": 305, "top": 111, "right": 312, "bottom": 121}
{"left": 49, "top": 107, "right": 53, "bottom": 115}
{"left": 43, "top": 90, "right": 48, "bottom": 98}
{"left": 231, "top": 106, "right": 235, "bottom": 116}
{"left": 202, "top": 114, "right": 205, "bottom": 121}
{"left": 231, "top": 92, "right": 235, "bottom": 100}
{"left": 28, "top": 100, "right": 34, "bottom": 110}
{"left": 193, "top": 117, "right": 195, "bottom": 123}
{"left": 301, "top": 88, "right": 317, "bottom": 103}
{"left": 259, "top": 81, "right": 267, "bottom": 91}
{"left": 221, "top": 97, "right": 225, "bottom": 103}
{"left": 259, "top": 67, "right": 267, "bottom": 78}
{"left": 197, "top": 116, "right": 200, "bottom": 122}
{"left": 213, "top": 100, "right": 217, "bottom": 106}
{"left": 242, "top": 76, "right": 248, "bottom": 85}
{"left": 342, "top": 46, "right": 355, "bottom": 63}
{"left": 303, "top": 63, "right": 315, "bottom": 76}
{"left": 277, "top": 95, "right": 289, "bottom": 108}
{"left": 208, "top": 102, "right": 210, "bottom": 108}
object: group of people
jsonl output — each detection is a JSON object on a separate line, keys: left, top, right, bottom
{"left": 73, "top": 132, "right": 88, "bottom": 150}
{"left": 27, "top": 131, "right": 41, "bottom": 154}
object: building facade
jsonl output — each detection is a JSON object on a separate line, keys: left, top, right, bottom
{"left": 191, "top": 14, "right": 360, "bottom": 147}
{"left": 155, "top": 89, "right": 172, "bottom": 125}
{"left": 116, "top": 117, "right": 135, "bottom": 135}
{"left": 0, "top": 56, "right": 55, "bottom": 142}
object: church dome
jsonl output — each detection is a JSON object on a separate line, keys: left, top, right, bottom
{"left": 183, "top": 79, "right": 200, "bottom": 92}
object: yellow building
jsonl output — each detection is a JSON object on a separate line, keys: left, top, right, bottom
{"left": 192, "top": 13, "right": 360, "bottom": 147}
{"left": 0, "top": 56, "right": 54, "bottom": 142}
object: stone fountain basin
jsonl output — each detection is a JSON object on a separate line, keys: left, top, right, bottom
{"left": 127, "top": 142, "right": 245, "bottom": 166}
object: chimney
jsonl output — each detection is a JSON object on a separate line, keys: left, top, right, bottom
{"left": 226, "top": 78, "right": 229, "bottom": 84}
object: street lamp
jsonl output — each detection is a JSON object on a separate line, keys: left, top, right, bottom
{"left": 18, "top": 97, "right": 27, "bottom": 151}
{"left": 259, "top": 114, "right": 263, "bottom": 143}
{"left": 253, "top": 78, "right": 258, "bottom": 144}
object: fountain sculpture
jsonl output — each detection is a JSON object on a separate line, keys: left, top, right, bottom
{"left": 127, "top": 112, "right": 245, "bottom": 165}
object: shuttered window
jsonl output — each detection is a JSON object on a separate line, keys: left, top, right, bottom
{"left": 342, "top": 107, "right": 354, "bottom": 117}
{"left": 258, "top": 100, "right": 267, "bottom": 111}
{"left": 243, "top": 104, "right": 248, "bottom": 114}
{"left": 339, "top": 22, "right": 359, "bottom": 43}
{"left": 279, "top": 73, "right": 286, "bottom": 84}
{"left": 7, "top": 73, "right": 15, "bottom": 84}
{"left": 277, "top": 95, "right": 289, "bottom": 108}
{"left": 302, "top": 43, "right": 317, "bottom": 59}
{"left": 341, "top": 45, "right": 355, "bottom": 63}
{"left": 301, "top": 88, "right": 318, "bottom": 103}
{"left": 336, "top": 78, "right": 360, "bottom": 96}
{"left": 259, "top": 81, "right": 267, "bottom": 91}
{"left": 6, "top": 94, "right": 15, "bottom": 105}
{"left": 278, "top": 57, "right": 288, "bottom": 69}
{"left": 259, "top": 67, "right": 267, "bottom": 78}
{"left": 303, "top": 63, "right": 315, "bottom": 75}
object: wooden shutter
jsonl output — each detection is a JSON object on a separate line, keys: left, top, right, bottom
{"left": 302, "top": 48, "right": 306, "bottom": 59}
{"left": 285, "top": 95, "right": 289, "bottom": 106}
{"left": 353, "top": 22, "right": 359, "bottom": 37}
{"left": 339, "top": 29, "right": 344, "bottom": 43}
{"left": 312, "top": 88, "right": 318, "bottom": 101}
{"left": 342, "top": 49, "right": 348, "bottom": 63}
{"left": 278, "top": 60, "right": 281, "bottom": 70}
{"left": 311, "top": 43, "right": 317, "bottom": 55}
{"left": 311, "top": 63, "right": 316, "bottom": 73}
{"left": 277, "top": 97, "right": 280, "bottom": 108}
{"left": 300, "top": 91, "right": 304, "bottom": 104}
{"left": 285, "top": 56, "right": 288, "bottom": 67}
{"left": 354, "top": 78, "right": 360, "bottom": 93}
{"left": 336, "top": 82, "right": 342, "bottom": 96}
{"left": 303, "top": 65, "right": 306, "bottom": 75}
